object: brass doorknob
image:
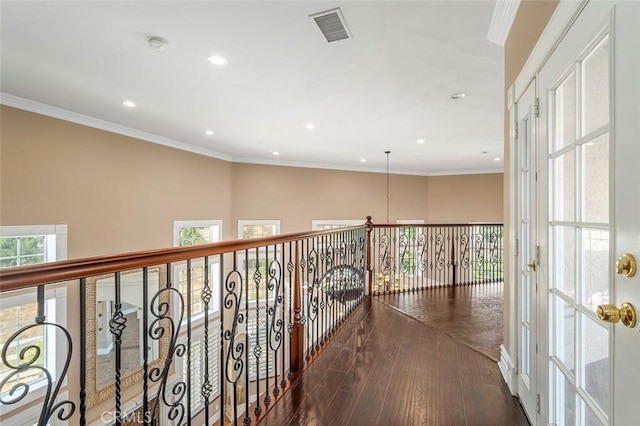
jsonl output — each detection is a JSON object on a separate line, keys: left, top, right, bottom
{"left": 527, "top": 261, "right": 536, "bottom": 272}
{"left": 616, "top": 253, "right": 636, "bottom": 277}
{"left": 597, "top": 303, "right": 637, "bottom": 328}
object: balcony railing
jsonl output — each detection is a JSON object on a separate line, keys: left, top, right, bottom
{"left": 369, "top": 222, "right": 504, "bottom": 295}
{"left": 0, "top": 219, "right": 502, "bottom": 425}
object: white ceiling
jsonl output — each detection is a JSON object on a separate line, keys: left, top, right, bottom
{"left": 0, "top": 0, "right": 504, "bottom": 176}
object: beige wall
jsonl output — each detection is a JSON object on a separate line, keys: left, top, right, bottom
{"left": 1, "top": 105, "right": 503, "bottom": 260}
{"left": 0, "top": 106, "right": 233, "bottom": 258}
{"left": 503, "top": 0, "right": 559, "bottom": 350}
{"left": 231, "top": 164, "right": 503, "bottom": 235}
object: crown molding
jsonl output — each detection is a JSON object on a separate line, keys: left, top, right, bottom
{"left": 487, "top": 0, "right": 521, "bottom": 46}
{"left": 234, "top": 156, "right": 503, "bottom": 177}
{"left": 0, "top": 93, "right": 232, "bottom": 162}
{"left": 1, "top": 93, "right": 503, "bottom": 177}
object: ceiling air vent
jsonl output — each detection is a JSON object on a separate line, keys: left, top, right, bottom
{"left": 309, "top": 8, "right": 352, "bottom": 43}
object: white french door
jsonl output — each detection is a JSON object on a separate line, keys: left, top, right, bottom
{"left": 515, "top": 81, "right": 539, "bottom": 425}
{"left": 537, "top": 1, "right": 640, "bottom": 425}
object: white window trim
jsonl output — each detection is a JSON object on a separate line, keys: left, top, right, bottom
{"left": 0, "top": 224, "right": 68, "bottom": 263}
{"left": 173, "top": 220, "right": 222, "bottom": 247}
{"left": 172, "top": 220, "right": 223, "bottom": 320}
{"left": 0, "top": 287, "right": 68, "bottom": 423}
{"left": 237, "top": 220, "right": 280, "bottom": 240}
{"left": 0, "top": 225, "right": 67, "bottom": 423}
{"left": 311, "top": 219, "right": 364, "bottom": 230}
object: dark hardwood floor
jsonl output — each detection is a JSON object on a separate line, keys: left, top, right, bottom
{"left": 260, "top": 287, "right": 529, "bottom": 426}
{"left": 377, "top": 283, "right": 504, "bottom": 361}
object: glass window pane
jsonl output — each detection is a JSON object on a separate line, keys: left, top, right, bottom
{"left": 555, "top": 72, "right": 576, "bottom": 150}
{"left": 243, "top": 225, "right": 276, "bottom": 239}
{"left": 582, "top": 37, "right": 610, "bottom": 135}
{"left": 584, "top": 396, "right": 606, "bottom": 426}
{"left": 582, "top": 315, "right": 609, "bottom": 416}
{"left": 553, "top": 150, "right": 575, "bottom": 221}
{"left": 583, "top": 133, "right": 609, "bottom": 224}
{"left": 552, "top": 226, "right": 576, "bottom": 299}
{"left": 581, "top": 228, "right": 609, "bottom": 312}
{"left": 553, "top": 295, "right": 575, "bottom": 372}
{"left": 521, "top": 327, "right": 530, "bottom": 376}
{"left": 0, "top": 237, "right": 18, "bottom": 257}
{"left": 553, "top": 364, "right": 576, "bottom": 426}
{"left": 19, "top": 236, "right": 46, "bottom": 255}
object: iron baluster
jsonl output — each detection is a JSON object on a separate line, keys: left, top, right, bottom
{"left": 149, "top": 262, "right": 187, "bottom": 426}
{"left": 201, "top": 257, "right": 212, "bottom": 425}
{"left": 80, "top": 278, "right": 87, "bottom": 425}
{"left": 0, "top": 285, "right": 76, "bottom": 426}
{"left": 142, "top": 267, "right": 149, "bottom": 424}
{"left": 109, "top": 271, "right": 125, "bottom": 425}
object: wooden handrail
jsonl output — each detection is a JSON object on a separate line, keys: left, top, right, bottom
{"left": 0, "top": 225, "right": 366, "bottom": 292}
{"left": 371, "top": 223, "right": 503, "bottom": 228}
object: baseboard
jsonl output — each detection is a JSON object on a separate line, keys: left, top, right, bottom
{"left": 497, "top": 344, "right": 517, "bottom": 395}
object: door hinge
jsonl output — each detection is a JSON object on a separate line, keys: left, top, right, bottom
{"left": 536, "top": 394, "right": 541, "bottom": 413}
{"left": 534, "top": 97, "right": 540, "bottom": 118}
{"left": 515, "top": 238, "right": 519, "bottom": 257}
{"left": 514, "top": 121, "right": 519, "bottom": 140}
{"left": 536, "top": 343, "right": 538, "bottom": 354}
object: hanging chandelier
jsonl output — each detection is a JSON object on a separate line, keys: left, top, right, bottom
{"left": 377, "top": 150, "right": 399, "bottom": 291}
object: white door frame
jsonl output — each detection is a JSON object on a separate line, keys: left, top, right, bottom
{"left": 507, "top": 1, "right": 640, "bottom": 425}
{"left": 503, "top": 0, "right": 588, "bottom": 419}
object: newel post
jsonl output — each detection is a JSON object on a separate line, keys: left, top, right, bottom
{"left": 365, "top": 216, "right": 373, "bottom": 295}
{"left": 291, "top": 241, "right": 304, "bottom": 374}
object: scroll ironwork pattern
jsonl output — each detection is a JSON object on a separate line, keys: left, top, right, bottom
{"left": 1, "top": 322, "right": 75, "bottom": 426}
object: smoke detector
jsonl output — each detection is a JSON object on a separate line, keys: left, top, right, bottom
{"left": 309, "top": 8, "right": 352, "bottom": 43}
{"left": 147, "top": 36, "right": 168, "bottom": 50}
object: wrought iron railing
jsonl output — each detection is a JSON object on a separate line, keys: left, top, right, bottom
{"left": 368, "top": 221, "right": 503, "bottom": 295}
{"left": 0, "top": 219, "right": 503, "bottom": 424}
{"left": 0, "top": 226, "right": 366, "bottom": 425}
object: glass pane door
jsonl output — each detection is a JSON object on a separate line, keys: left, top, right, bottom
{"left": 548, "top": 34, "right": 611, "bottom": 426}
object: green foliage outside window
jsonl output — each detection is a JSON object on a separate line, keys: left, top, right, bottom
{"left": 178, "top": 227, "right": 211, "bottom": 247}
{"left": 0, "top": 236, "right": 46, "bottom": 268}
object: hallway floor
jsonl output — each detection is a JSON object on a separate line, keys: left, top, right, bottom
{"left": 260, "top": 288, "right": 528, "bottom": 426}
{"left": 377, "top": 282, "right": 504, "bottom": 361}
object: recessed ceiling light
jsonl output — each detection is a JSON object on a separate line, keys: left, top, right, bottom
{"left": 494, "top": 157, "right": 501, "bottom": 161}
{"left": 306, "top": 123, "right": 315, "bottom": 130}
{"left": 147, "top": 36, "right": 168, "bottom": 51}
{"left": 205, "top": 130, "right": 214, "bottom": 136}
{"left": 208, "top": 56, "right": 228, "bottom": 66}
{"left": 360, "top": 159, "right": 367, "bottom": 163}
{"left": 586, "top": 142, "right": 596, "bottom": 146}
{"left": 122, "top": 100, "right": 136, "bottom": 108}
{"left": 450, "top": 93, "right": 466, "bottom": 100}
{"left": 273, "top": 151, "right": 280, "bottom": 156}
{"left": 417, "top": 139, "right": 425, "bottom": 144}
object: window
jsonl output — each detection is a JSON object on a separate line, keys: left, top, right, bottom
{"left": 238, "top": 220, "right": 280, "bottom": 240}
{"left": 0, "top": 224, "right": 67, "bottom": 423}
{"left": 311, "top": 219, "right": 364, "bottom": 231}
{"left": 173, "top": 221, "right": 222, "bottom": 317}
{"left": 237, "top": 221, "right": 280, "bottom": 301}
{"left": 0, "top": 225, "right": 67, "bottom": 267}
{"left": 173, "top": 221, "right": 222, "bottom": 416}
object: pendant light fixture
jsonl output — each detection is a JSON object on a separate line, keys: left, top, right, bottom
{"left": 385, "top": 150, "right": 391, "bottom": 223}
